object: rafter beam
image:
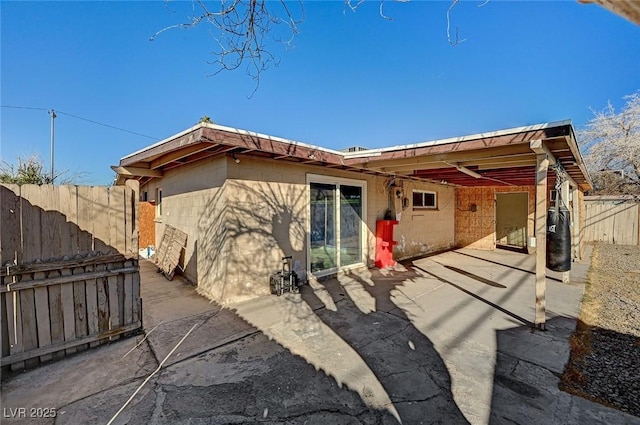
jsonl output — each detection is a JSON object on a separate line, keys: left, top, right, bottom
{"left": 530, "top": 139, "right": 580, "bottom": 188}
{"left": 111, "top": 165, "right": 163, "bottom": 178}
{"left": 363, "top": 145, "right": 532, "bottom": 170}
{"left": 150, "top": 142, "right": 218, "bottom": 169}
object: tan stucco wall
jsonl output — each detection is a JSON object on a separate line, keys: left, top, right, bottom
{"left": 455, "top": 186, "right": 536, "bottom": 250}
{"left": 390, "top": 179, "right": 456, "bottom": 259}
{"left": 144, "top": 155, "right": 455, "bottom": 303}
{"left": 142, "top": 156, "right": 228, "bottom": 285}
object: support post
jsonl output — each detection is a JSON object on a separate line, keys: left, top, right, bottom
{"left": 560, "top": 179, "right": 571, "bottom": 284}
{"left": 535, "top": 152, "right": 549, "bottom": 330}
{"left": 571, "top": 186, "right": 581, "bottom": 262}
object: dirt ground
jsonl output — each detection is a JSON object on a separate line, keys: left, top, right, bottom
{"left": 561, "top": 243, "right": 640, "bottom": 417}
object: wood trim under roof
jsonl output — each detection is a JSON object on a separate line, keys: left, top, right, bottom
{"left": 115, "top": 121, "right": 592, "bottom": 191}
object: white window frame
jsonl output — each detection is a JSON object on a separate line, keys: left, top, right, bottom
{"left": 413, "top": 190, "right": 437, "bottom": 209}
{"left": 306, "top": 174, "right": 367, "bottom": 278}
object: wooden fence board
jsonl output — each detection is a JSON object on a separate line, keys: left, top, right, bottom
{"left": 19, "top": 288, "right": 38, "bottom": 368}
{"left": 123, "top": 261, "right": 133, "bottom": 326}
{"left": 84, "top": 263, "right": 100, "bottom": 349}
{"left": 107, "top": 271, "right": 120, "bottom": 342}
{"left": 132, "top": 269, "right": 141, "bottom": 323}
{"left": 1, "top": 292, "right": 9, "bottom": 358}
{"left": 110, "top": 186, "right": 127, "bottom": 254}
{"left": 96, "top": 264, "right": 110, "bottom": 335}
{"left": 5, "top": 289, "right": 24, "bottom": 371}
{"left": 58, "top": 185, "right": 79, "bottom": 256}
{"left": 73, "top": 266, "right": 88, "bottom": 352}
{"left": 124, "top": 183, "right": 133, "bottom": 255}
{"left": 39, "top": 185, "right": 62, "bottom": 260}
{"left": 76, "top": 186, "right": 94, "bottom": 254}
{"left": 120, "top": 180, "right": 140, "bottom": 255}
{"left": 20, "top": 186, "right": 42, "bottom": 263}
{"left": 93, "top": 186, "right": 111, "bottom": 254}
{"left": 0, "top": 184, "right": 22, "bottom": 265}
{"left": 47, "top": 279, "right": 65, "bottom": 360}
{"left": 60, "top": 267, "right": 77, "bottom": 356}
{"left": 33, "top": 271, "right": 52, "bottom": 363}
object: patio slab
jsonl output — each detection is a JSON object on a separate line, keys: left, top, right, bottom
{"left": 2, "top": 247, "right": 638, "bottom": 425}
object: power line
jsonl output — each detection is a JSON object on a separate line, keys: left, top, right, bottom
{"left": 1, "top": 105, "right": 48, "bottom": 111}
{"left": 56, "top": 110, "right": 159, "bottom": 140}
{"left": 1, "top": 105, "right": 160, "bottom": 140}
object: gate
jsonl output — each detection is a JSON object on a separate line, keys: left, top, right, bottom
{"left": 1, "top": 181, "right": 141, "bottom": 371}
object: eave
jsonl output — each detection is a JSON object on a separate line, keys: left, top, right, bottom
{"left": 114, "top": 120, "right": 592, "bottom": 191}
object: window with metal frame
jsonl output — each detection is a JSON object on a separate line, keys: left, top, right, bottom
{"left": 413, "top": 190, "right": 437, "bottom": 209}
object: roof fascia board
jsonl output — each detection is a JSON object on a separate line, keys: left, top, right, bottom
{"left": 343, "top": 120, "right": 573, "bottom": 158}
{"left": 201, "top": 123, "right": 346, "bottom": 157}
{"left": 566, "top": 126, "right": 594, "bottom": 190}
{"left": 121, "top": 123, "right": 201, "bottom": 161}
{"left": 110, "top": 165, "right": 163, "bottom": 178}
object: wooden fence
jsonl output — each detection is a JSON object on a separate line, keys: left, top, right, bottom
{"left": 0, "top": 182, "right": 141, "bottom": 371}
{"left": 583, "top": 196, "right": 639, "bottom": 245}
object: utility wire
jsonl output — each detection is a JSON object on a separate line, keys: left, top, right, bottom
{"left": 56, "top": 110, "right": 159, "bottom": 140}
{"left": 1, "top": 105, "right": 160, "bottom": 140}
{"left": 1, "top": 105, "right": 48, "bottom": 111}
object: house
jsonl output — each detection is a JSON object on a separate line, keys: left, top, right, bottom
{"left": 113, "top": 120, "right": 592, "bottom": 322}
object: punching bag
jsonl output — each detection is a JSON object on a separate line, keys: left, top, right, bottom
{"left": 546, "top": 206, "right": 571, "bottom": 272}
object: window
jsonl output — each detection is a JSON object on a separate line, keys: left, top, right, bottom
{"left": 413, "top": 190, "right": 437, "bottom": 209}
{"left": 142, "top": 191, "right": 148, "bottom": 202}
{"left": 156, "top": 188, "right": 163, "bottom": 217}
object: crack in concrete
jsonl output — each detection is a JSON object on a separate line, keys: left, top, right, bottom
{"left": 499, "top": 415, "right": 522, "bottom": 425}
{"left": 55, "top": 375, "right": 156, "bottom": 413}
{"left": 265, "top": 407, "right": 373, "bottom": 423}
{"left": 161, "top": 330, "right": 262, "bottom": 369}
{"left": 393, "top": 394, "right": 440, "bottom": 404}
{"left": 150, "top": 383, "right": 166, "bottom": 423}
{"left": 503, "top": 351, "right": 562, "bottom": 382}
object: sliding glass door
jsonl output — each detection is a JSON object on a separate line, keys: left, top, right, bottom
{"left": 309, "top": 176, "right": 365, "bottom": 275}
{"left": 310, "top": 183, "right": 337, "bottom": 273}
{"left": 339, "top": 185, "right": 362, "bottom": 267}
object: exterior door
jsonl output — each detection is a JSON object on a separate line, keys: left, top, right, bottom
{"left": 496, "top": 192, "right": 528, "bottom": 248}
{"left": 308, "top": 176, "right": 365, "bottom": 276}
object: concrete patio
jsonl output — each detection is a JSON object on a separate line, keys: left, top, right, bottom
{"left": 2, "top": 247, "right": 639, "bottom": 424}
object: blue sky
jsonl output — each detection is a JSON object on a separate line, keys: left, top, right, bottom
{"left": 2, "top": 1, "right": 639, "bottom": 185}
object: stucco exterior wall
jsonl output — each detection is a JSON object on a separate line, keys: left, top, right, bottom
{"left": 142, "top": 156, "right": 228, "bottom": 285}
{"left": 390, "top": 179, "right": 456, "bottom": 259}
{"left": 142, "top": 155, "right": 455, "bottom": 303}
{"left": 455, "top": 186, "right": 536, "bottom": 250}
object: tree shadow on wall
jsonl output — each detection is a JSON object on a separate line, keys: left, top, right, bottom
{"left": 196, "top": 179, "right": 307, "bottom": 303}
{"left": 193, "top": 178, "right": 468, "bottom": 422}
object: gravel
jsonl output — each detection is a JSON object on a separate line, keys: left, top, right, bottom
{"left": 560, "top": 243, "right": 640, "bottom": 417}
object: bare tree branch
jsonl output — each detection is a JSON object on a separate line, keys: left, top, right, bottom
{"left": 152, "top": 0, "right": 304, "bottom": 95}
{"left": 153, "top": 0, "right": 487, "bottom": 92}
{"left": 447, "top": 0, "right": 467, "bottom": 46}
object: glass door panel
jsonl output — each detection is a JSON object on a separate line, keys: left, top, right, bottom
{"left": 310, "top": 183, "right": 337, "bottom": 273}
{"left": 339, "top": 185, "right": 362, "bottom": 267}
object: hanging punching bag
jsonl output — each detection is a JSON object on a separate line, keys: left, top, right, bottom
{"left": 546, "top": 206, "right": 571, "bottom": 272}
